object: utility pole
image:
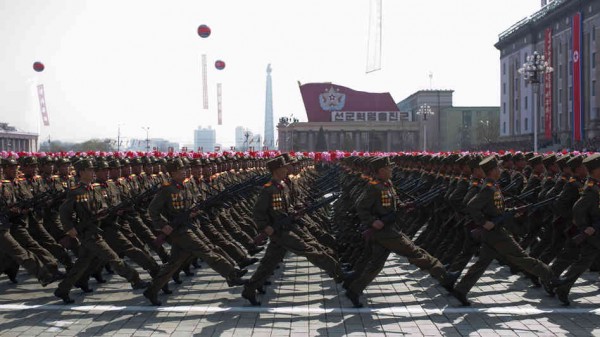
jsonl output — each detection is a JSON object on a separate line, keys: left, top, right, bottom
{"left": 142, "top": 127, "right": 150, "bottom": 152}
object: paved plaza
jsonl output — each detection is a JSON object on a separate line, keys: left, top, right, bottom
{"left": 0, "top": 252, "right": 599, "bottom": 337}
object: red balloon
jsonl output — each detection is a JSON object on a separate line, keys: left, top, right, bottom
{"left": 215, "top": 60, "right": 225, "bottom": 70}
{"left": 33, "top": 61, "right": 45, "bottom": 72}
{"left": 197, "top": 24, "right": 211, "bottom": 38}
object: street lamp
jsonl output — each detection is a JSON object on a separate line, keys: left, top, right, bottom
{"left": 141, "top": 127, "right": 150, "bottom": 152}
{"left": 518, "top": 51, "right": 553, "bottom": 153}
{"left": 416, "top": 104, "right": 434, "bottom": 152}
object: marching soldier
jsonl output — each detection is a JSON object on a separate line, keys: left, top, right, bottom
{"left": 54, "top": 158, "right": 149, "bottom": 304}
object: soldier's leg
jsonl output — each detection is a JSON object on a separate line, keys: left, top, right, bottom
{"left": 127, "top": 213, "right": 170, "bottom": 262}
{"left": 555, "top": 244, "right": 600, "bottom": 302}
{"left": 490, "top": 228, "right": 553, "bottom": 283}
{"left": 550, "top": 239, "right": 581, "bottom": 277}
{"left": 146, "top": 244, "right": 191, "bottom": 296}
{"left": 170, "top": 229, "right": 238, "bottom": 280}
{"left": 103, "top": 227, "right": 160, "bottom": 276}
{"left": 347, "top": 242, "right": 390, "bottom": 295}
{"left": 376, "top": 231, "right": 447, "bottom": 282}
{"left": 27, "top": 218, "right": 72, "bottom": 269}
{"left": 453, "top": 243, "right": 496, "bottom": 296}
{"left": 56, "top": 244, "right": 95, "bottom": 298}
{"left": 276, "top": 231, "right": 344, "bottom": 280}
{"left": 10, "top": 225, "right": 60, "bottom": 273}
{"left": 245, "top": 241, "right": 287, "bottom": 291}
{"left": 448, "top": 229, "right": 480, "bottom": 274}
{"left": 0, "top": 229, "right": 53, "bottom": 284}
{"left": 85, "top": 233, "right": 143, "bottom": 284}
{"left": 201, "top": 222, "right": 249, "bottom": 264}
{"left": 219, "top": 214, "right": 260, "bottom": 252}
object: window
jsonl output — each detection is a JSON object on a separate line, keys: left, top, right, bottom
{"left": 516, "top": 120, "right": 521, "bottom": 133}
{"left": 525, "top": 118, "right": 529, "bottom": 131}
{"left": 594, "top": 26, "right": 596, "bottom": 41}
{"left": 503, "top": 122, "right": 506, "bottom": 134}
{"left": 525, "top": 96, "right": 528, "bottom": 110}
{"left": 516, "top": 97, "right": 519, "bottom": 111}
{"left": 503, "top": 63, "right": 506, "bottom": 75}
{"left": 503, "top": 103, "right": 506, "bottom": 114}
{"left": 503, "top": 83, "right": 506, "bottom": 95}
{"left": 593, "top": 52, "right": 596, "bottom": 68}
{"left": 569, "top": 86, "right": 573, "bottom": 101}
{"left": 559, "top": 64, "right": 562, "bottom": 79}
{"left": 569, "top": 61, "right": 572, "bottom": 75}
{"left": 593, "top": 80, "right": 596, "bottom": 96}
{"left": 559, "top": 89, "right": 563, "bottom": 103}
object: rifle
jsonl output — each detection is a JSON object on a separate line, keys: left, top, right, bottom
{"left": 253, "top": 193, "right": 341, "bottom": 244}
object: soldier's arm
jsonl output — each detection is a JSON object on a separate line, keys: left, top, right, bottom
{"left": 356, "top": 184, "right": 378, "bottom": 226}
{"left": 465, "top": 188, "right": 493, "bottom": 227}
{"left": 448, "top": 181, "right": 468, "bottom": 211}
{"left": 148, "top": 188, "right": 168, "bottom": 230}
{"left": 253, "top": 188, "right": 272, "bottom": 231}
{"left": 58, "top": 192, "right": 76, "bottom": 233}
{"left": 572, "top": 191, "right": 594, "bottom": 229}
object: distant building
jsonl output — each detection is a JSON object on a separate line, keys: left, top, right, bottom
{"left": 127, "top": 138, "right": 179, "bottom": 152}
{"left": 235, "top": 126, "right": 253, "bottom": 151}
{"left": 495, "top": 0, "right": 600, "bottom": 149}
{"left": 439, "top": 107, "right": 501, "bottom": 151}
{"left": 194, "top": 126, "right": 216, "bottom": 152}
{"left": 0, "top": 122, "right": 38, "bottom": 152}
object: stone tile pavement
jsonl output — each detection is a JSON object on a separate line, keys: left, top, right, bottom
{"left": 0, "top": 252, "right": 599, "bottom": 336}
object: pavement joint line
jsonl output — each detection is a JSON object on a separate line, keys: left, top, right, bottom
{"left": 0, "top": 303, "right": 599, "bottom": 316}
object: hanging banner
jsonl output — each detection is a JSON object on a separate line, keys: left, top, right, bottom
{"left": 202, "top": 54, "right": 208, "bottom": 109}
{"left": 572, "top": 12, "right": 583, "bottom": 142}
{"left": 544, "top": 28, "right": 553, "bottom": 140}
{"left": 37, "top": 84, "right": 49, "bottom": 126}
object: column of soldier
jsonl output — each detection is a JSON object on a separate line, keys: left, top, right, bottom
{"left": 1, "top": 149, "right": 600, "bottom": 308}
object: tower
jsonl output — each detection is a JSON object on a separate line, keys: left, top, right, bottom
{"left": 263, "top": 64, "right": 274, "bottom": 150}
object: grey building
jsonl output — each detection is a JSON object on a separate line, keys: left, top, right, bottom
{"left": 194, "top": 126, "right": 216, "bottom": 152}
{"left": 0, "top": 122, "right": 38, "bottom": 152}
{"left": 496, "top": 0, "right": 600, "bottom": 149}
{"left": 235, "top": 126, "right": 253, "bottom": 151}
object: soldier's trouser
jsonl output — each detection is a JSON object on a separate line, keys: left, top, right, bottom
{"left": 102, "top": 226, "right": 159, "bottom": 276}
{"left": 28, "top": 218, "right": 72, "bottom": 268}
{"left": 539, "top": 220, "right": 568, "bottom": 264}
{"left": 556, "top": 242, "right": 600, "bottom": 293}
{"left": 191, "top": 225, "right": 236, "bottom": 266}
{"left": 0, "top": 229, "right": 50, "bottom": 281}
{"left": 126, "top": 212, "right": 170, "bottom": 262}
{"left": 43, "top": 210, "right": 65, "bottom": 242}
{"left": 377, "top": 228, "right": 447, "bottom": 281}
{"left": 10, "top": 225, "right": 59, "bottom": 272}
{"left": 347, "top": 242, "right": 391, "bottom": 295}
{"left": 147, "top": 228, "right": 236, "bottom": 294}
{"left": 219, "top": 214, "right": 257, "bottom": 251}
{"left": 456, "top": 227, "right": 553, "bottom": 295}
{"left": 551, "top": 238, "right": 582, "bottom": 277}
{"left": 448, "top": 227, "right": 480, "bottom": 274}
{"left": 274, "top": 230, "right": 342, "bottom": 278}
{"left": 58, "top": 232, "right": 140, "bottom": 294}
{"left": 245, "top": 241, "right": 288, "bottom": 290}
{"left": 201, "top": 221, "right": 247, "bottom": 263}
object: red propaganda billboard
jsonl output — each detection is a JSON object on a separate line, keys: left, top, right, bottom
{"left": 544, "top": 28, "right": 552, "bottom": 140}
{"left": 572, "top": 12, "right": 583, "bottom": 142}
{"left": 298, "top": 83, "right": 400, "bottom": 122}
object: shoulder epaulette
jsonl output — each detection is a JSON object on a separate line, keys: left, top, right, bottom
{"left": 486, "top": 182, "right": 494, "bottom": 187}
{"left": 91, "top": 183, "right": 101, "bottom": 187}
{"left": 569, "top": 177, "right": 577, "bottom": 183}
{"left": 17, "top": 178, "right": 26, "bottom": 181}
{"left": 70, "top": 185, "right": 79, "bottom": 190}
{"left": 588, "top": 181, "right": 595, "bottom": 187}
{"left": 1, "top": 180, "right": 10, "bottom": 183}
{"left": 369, "top": 180, "right": 379, "bottom": 185}
{"left": 264, "top": 182, "right": 273, "bottom": 187}
{"left": 472, "top": 181, "right": 479, "bottom": 186}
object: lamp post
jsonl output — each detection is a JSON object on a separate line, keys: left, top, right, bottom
{"left": 416, "top": 104, "right": 434, "bottom": 152}
{"left": 141, "top": 127, "right": 150, "bottom": 152}
{"left": 518, "top": 51, "right": 553, "bottom": 153}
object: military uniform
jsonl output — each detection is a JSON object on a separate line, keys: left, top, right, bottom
{"left": 242, "top": 156, "right": 345, "bottom": 306}
{"left": 55, "top": 158, "right": 146, "bottom": 304}
{"left": 144, "top": 158, "right": 245, "bottom": 306}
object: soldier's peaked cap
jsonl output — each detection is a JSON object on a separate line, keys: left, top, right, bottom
{"left": 165, "top": 158, "right": 185, "bottom": 172}
{"left": 370, "top": 156, "right": 395, "bottom": 171}
{"left": 479, "top": 155, "right": 501, "bottom": 173}
{"left": 73, "top": 158, "right": 95, "bottom": 171}
{"left": 266, "top": 157, "right": 286, "bottom": 171}
{"left": 583, "top": 153, "right": 600, "bottom": 172}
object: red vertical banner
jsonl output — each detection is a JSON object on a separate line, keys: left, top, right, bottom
{"left": 572, "top": 12, "right": 583, "bottom": 142}
{"left": 544, "top": 28, "right": 553, "bottom": 140}
{"left": 37, "top": 84, "right": 50, "bottom": 126}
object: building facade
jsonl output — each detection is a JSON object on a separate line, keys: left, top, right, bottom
{"left": 235, "top": 126, "right": 254, "bottom": 151}
{"left": 496, "top": 0, "right": 600, "bottom": 149}
{"left": 0, "top": 123, "right": 38, "bottom": 152}
{"left": 439, "top": 107, "right": 501, "bottom": 151}
{"left": 194, "top": 126, "right": 216, "bottom": 152}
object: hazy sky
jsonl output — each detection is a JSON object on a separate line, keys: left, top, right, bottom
{"left": 0, "top": 0, "right": 540, "bottom": 147}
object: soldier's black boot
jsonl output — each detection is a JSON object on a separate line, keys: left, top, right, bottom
{"left": 131, "top": 279, "right": 150, "bottom": 290}
{"left": 242, "top": 286, "right": 261, "bottom": 306}
{"left": 450, "top": 290, "right": 471, "bottom": 306}
{"left": 239, "top": 257, "right": 259, "bottom": 269}
{"left": 161, "top": 284, "right": 173, "bottom": 294}
{"left": 182, "top": 265, "right": 195, "bottom": 277}
{"left": 440, "top": 271, "right": 460, "bottom": 293}
{"left": 54, "top": 289, "right": 74, "bottom": 304}
{"left": 75, "top": 280, "right": 94, "bottom": 293}
{"left": 92, "top": 272, "right": 106, "bottom": 284}
{"left": 143, "top": 289, "right": 162, "bottom": 306}
{"left": 172, "top": 272, "right": 183, "bottom": 284}
{"left": 248, "top": 246, "right": 264, "bottom": 256}
{"left": 5, "top": 265, "right": 19, "bottom": 284}
{"left": 345, "top": 290, "right": 363, "bottom": 308}
{"left": 555, "top": 286, "right": 570, "bottom": 306}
